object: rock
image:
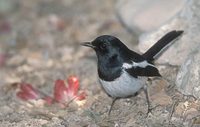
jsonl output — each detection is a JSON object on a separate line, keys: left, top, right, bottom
{"left": 151, "top": 91, "right": 172, "bottom": 106}
{"left": 132, "top": 0, "right": 200, "bottom": 100}
{"left": 124, "top": 0, "right": 200, "bottom": 110}
{"left": 138, "top": 0, "right": 200, "bottom": 65}
{"left": 175, "top": 102, "right": 185, "bottom": 116}
{"left": 174, "top": 101, "right": 200, "bottom": 126}
{"left": 116, "top": 0, "right": 185, "bottom": 33}
{"left": 176, "top": 47, "right": 200, "bottom": 99}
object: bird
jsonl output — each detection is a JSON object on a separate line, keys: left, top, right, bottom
{"left": 81, "top": 30, "right": 183, "bottom": 115}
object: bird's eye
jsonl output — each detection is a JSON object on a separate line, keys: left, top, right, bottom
{"left": 100, "top": 43, "right": 106, "bottom": 50}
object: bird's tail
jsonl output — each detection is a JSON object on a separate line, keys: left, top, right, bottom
{"left": 142, "top": 30, "right": 184, "bottom": 61}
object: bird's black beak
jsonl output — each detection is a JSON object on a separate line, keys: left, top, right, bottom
{"left": 81, "top": 42, "right": 95, "bottom": 48}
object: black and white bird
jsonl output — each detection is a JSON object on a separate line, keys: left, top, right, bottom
{"left": 82, "top": 30, "right": 183, "bottom": 115}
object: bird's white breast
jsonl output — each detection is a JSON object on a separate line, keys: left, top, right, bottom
{"left": 99, "top": 71, "right": 147, "bottom": 98}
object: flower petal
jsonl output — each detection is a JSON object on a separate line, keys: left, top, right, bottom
{"left": 17, "top": 91, "right": 32, "bottom": 101}
{"left": 67, "top": 76, "right": 79, "bottom": 96}
{"left": 75, "top": 92, "right": 86, "bottom": 101}
{"left": 54, "top": 79, "right": 69, "bottom": 103}
{"left": 43, "top": 96, "right": 53, "bottom": 105}
{"left": 17, "top": 83, "right": 39, "bottom": 100}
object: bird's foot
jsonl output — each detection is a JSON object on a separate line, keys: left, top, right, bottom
{"left": 146, "top": 105, "right": 159, "bottom": 117}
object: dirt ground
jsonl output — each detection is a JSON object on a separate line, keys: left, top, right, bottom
{"left": 0, "top": 0, "right": 199, "bottom": 127}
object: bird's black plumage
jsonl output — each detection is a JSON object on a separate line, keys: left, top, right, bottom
{"left": 86, "top": 34, "right": 162, "bottom": 81}
{"left": 142, "top": 30, "right": 184, "bottom": 61}
{"left": 126, "top": 65, "right": 161, "bottom": 78}
{"left": 81, "top": 30, "right": 183, "bottom": 115}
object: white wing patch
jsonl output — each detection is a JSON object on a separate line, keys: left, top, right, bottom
{"left": 122, "top": 60, "right": 155, "bottom": 69}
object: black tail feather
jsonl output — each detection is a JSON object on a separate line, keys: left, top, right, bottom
{"left": 142, "top": 30, "right": 184, "bottom": 61}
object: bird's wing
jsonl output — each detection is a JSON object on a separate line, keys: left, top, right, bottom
{"left": 121, "top": 46, "right": 161, "bottom": 77}
{"left": 122, "top": 60, "right": 161, "bottom": 78}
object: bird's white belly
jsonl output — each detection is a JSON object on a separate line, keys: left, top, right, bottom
{"left": 99, "top": 71, "right": 147, "bottom": 98}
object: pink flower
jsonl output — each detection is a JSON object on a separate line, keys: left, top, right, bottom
{"left": 54, "top": 76, "right": 86, "bottom": 105}
{"left": 16, "top": 83, "right": 53, "bottom": 105}
{"left": 16, "top": 76, "right": 86, "bottom": 107}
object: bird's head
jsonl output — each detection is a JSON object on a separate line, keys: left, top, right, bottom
{"left": 81, "top": 35, "right": 128, "bottom": 59}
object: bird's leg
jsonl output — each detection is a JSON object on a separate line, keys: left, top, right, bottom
{"left": 108, "top": 97, "right": 118, "bottom": 115}
{"left": 143, "top": 85, "right": 152, "bottom": 114}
